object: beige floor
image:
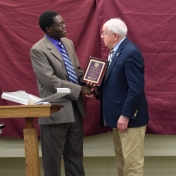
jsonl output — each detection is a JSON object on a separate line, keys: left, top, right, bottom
{"left": 0, "top": 133, "right": 176, "bottom": 176}
{"left": 0, "top": 156, "right": 176, "bottom": 176}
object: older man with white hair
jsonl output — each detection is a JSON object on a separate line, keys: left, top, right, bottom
{"left": 88, "top": 18, "right": 149, "bottom": 176}
{"left": 100, "top": 18, "right": 149, "bottom": 176}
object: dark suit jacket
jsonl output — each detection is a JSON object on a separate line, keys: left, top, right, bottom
{"left": 30, "top": 35, "right": 85, "bottom": 124}
{"left": 100, "top": 37, "right": 149, "bottom": 128}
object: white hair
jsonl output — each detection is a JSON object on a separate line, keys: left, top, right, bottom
{"left": 104, "top": 18, "right": 128, "bottom": 37}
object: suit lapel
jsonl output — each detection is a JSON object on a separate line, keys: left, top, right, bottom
{"left": 104, "top": 38, "right": 129, "bottom": 82}
{"left": 104, "top": 51, "right": 121, "bottom": 82}
{"left": 60, "top": 38, "right": 72, "bottom": 60}
{"left": 61, "top": 38, "right": 79, "bottom": 76}
{"left": 43, "top": 35, "right": 68, "bottom": 78}
{"left": 44, "top": 35, "right": 63, "bottom": 62}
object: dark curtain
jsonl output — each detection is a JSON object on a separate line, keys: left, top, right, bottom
{"left": 0, "top": 0, "right": 176, "bottom": 137}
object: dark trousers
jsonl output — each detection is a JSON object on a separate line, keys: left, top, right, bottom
{"left": 40, "top": 104, "right": 85, "bottom": 176}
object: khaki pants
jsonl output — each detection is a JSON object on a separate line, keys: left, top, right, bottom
{"left": 112, "top": 125, "right": 146, "bottom": 176}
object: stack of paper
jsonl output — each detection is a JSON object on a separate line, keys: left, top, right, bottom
{"left": 36, "top": 88, "right": 70, "bottom": 104}
{"left": 0, "top": 124, "right": 5, "bottom": 134}
{"left": 1, "top": 88, "right": 70, "bottom": 105}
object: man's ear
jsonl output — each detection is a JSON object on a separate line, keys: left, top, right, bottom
{"left": 114, "top": 33, "right": 122, "bottom": 42}
{"left": 114, "top": 33, "right": 119, "bottom": 40}
{"left": 46, "top": 26, "right": 51, "bottom": 33}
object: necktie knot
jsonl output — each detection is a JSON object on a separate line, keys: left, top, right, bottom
{"left": 58, "top": 41, "right": 63, "bottom": 48}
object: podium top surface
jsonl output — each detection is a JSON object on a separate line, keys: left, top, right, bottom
{"left": 0, "top": 104, "right": 63, "bottom": 118}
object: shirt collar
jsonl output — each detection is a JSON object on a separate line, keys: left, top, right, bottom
{"left": 113, "top": 37, "right": 126, "bottom": 52}
{"left": 46, "top": 35, "right": 60, "bottom": 46}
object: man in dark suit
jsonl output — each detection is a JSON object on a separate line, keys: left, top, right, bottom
{"left": 89, "top": 18, "right": 149, "bottom": 176}
{"left": 30, "top": 11, "right": 90, "bottom": 176}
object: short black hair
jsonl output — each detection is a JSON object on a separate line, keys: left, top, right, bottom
{"left": 39, "top": 11, "right": 58, "bottom": 32}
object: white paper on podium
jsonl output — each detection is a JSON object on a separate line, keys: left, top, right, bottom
{"left": 36, "top": 88, "right": 70, "bottom": 104}
{"left": 1, "top": 88, "right": 70, "bottom": 105}
{"left": 0, "top": 124, "right": 5, "bottom": 134}
{"left": 1, "top": 91, "right": 39, "bottom": 105}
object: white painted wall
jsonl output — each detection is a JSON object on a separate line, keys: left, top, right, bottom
{"left": 0, "top": 133, "right": 176, "bottom": 176}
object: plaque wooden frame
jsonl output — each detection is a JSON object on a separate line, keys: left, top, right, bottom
{"left": 82, "top": 56, "right": 108, "bottom": 86}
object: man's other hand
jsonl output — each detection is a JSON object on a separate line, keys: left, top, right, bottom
{"left": 81, "top": 86, "right": 91, "bottom": 95}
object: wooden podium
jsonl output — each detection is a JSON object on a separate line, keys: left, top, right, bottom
{"left": 0, "top": 104, "right": 63, "bottom": 176}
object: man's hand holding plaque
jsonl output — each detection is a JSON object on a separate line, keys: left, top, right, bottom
{"left": 85, "top": 81, "right": 98, "bottom": 98}
{"left": 82, "top": 56, "right": 108, "bottom": 86}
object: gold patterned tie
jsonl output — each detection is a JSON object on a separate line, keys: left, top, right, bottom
{"left": 108, "top": 49, "right": 114, "bottom": 66}
{"left": 105, "top": 49, "right": 114, "bottom": 77}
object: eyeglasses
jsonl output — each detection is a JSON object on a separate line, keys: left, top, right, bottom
{"left": 101, "top": 31, "right": 113, "bottom": 36}
{"left": 58, "top": 20, "right": 65, "bottom": 27}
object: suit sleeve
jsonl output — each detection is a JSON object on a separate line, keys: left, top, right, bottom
{"left": 30, "top": 47, "right": 81, "bottom": 100}
{"left": 121, "top": 49, "right": 145, "bottom": 118}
